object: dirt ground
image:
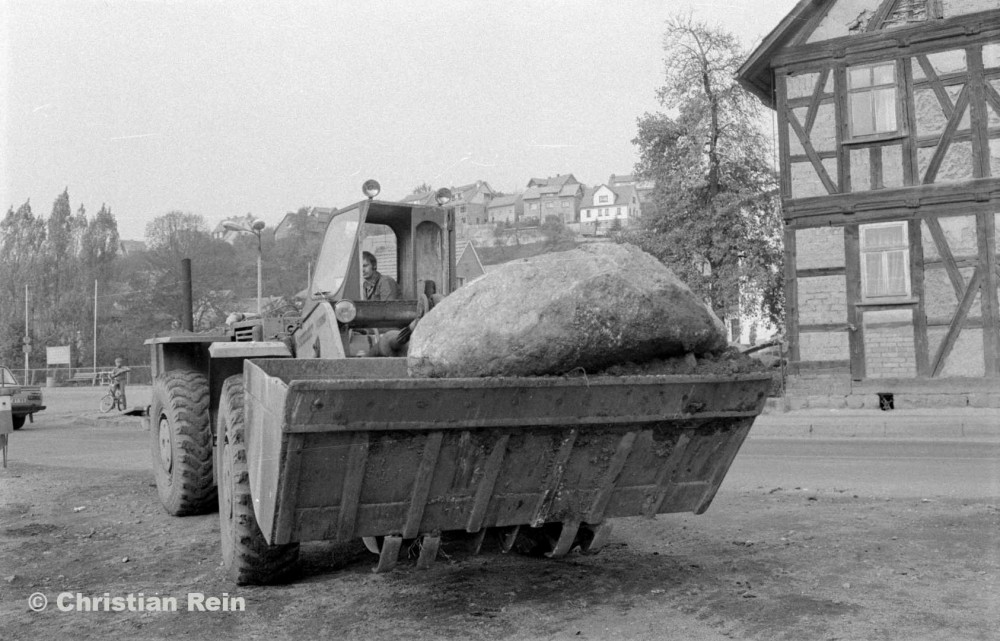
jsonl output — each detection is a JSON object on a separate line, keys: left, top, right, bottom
{"left": 1, "top": 401, "right": 998, "bottom": 640}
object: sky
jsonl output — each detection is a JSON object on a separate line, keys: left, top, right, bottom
{"left": 1, "top": 0, "right": 800, "bottom": 241}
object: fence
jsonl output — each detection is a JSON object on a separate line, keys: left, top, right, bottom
{"left": 18, "top": 365, "right": 153, "bottom": 387}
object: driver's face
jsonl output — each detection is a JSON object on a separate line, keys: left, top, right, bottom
{"left": 362, "top": 259, "right": 374, "bottom": 279}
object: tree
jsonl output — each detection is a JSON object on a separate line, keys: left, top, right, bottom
{"left": 141, "top": 212, "right": 240, "bottom": 330}
{"left": 81, "top": 204, "right": 120, "bottom": 283}
{"left": 0, "top": 200, "right": 47, "bottom": 365}
{"left": 411, "top": 183, "right": 434, "bottom": 195}
{"left": 625, "top": 16, "right": 783, "bottom": 328}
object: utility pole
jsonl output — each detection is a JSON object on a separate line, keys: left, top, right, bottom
{"left": 24, "top": 284, "right": 29, "bottom": 382}
{"left": 93, "top": 280, "right": 98, "bottom": 372}
{"left": 222, "top": 218, "right": 266, "bottom": 316}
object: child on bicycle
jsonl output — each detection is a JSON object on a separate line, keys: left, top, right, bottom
{"left": 110, "top": 358, "right": 131, "bottom": 409}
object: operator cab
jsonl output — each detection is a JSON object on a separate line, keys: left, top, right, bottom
{"left": 297, "top": 182, "right": 456, "bottom": 358}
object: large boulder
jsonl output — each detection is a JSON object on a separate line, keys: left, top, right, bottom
{"left": 407, "top": 243, "right": 728, "bottom": 378}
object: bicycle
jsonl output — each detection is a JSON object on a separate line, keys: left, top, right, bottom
{"left": 100, "top": 380, "right": 127, "bottom": 413}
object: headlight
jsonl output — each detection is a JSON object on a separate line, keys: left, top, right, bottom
{"left": 334, "top": 300, "right": 357, "bottom": 324}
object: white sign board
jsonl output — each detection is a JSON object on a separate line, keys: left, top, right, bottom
{"left": 0, "top": 397, "right": 12, "bottom": 435}
{"left": 47, "top": 345, "right": 72, "bottom": 365}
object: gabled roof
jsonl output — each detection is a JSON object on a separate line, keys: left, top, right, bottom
{"left": 738, "top": 0, "right": 951, "bottom": 109}
{"left": 487, "top": 194, "right": 522, "bottom": 208}
{"left": 526, "top": 174, "right": 579, "bottom": 188}
{"left": 558, "top": 183, "right": 582, "bottom": 197}
{"left": 455, "top": 239, "right": 485, "bottom": 276}
{"left": 580, "top": 184, "right": 637, "bottom": 208}
{"left": 119, "top": 239, "right": 146, "bottom": 255}
{"left": 274, "top": 207, "right": 336, "bottom": 239}
{"left": 402, "top": 180, "right": 493, "bottom": 204}
{"left": 452, "top": 181, "right": 492, "bottom": 199}
{"left": 401, "top": 191, "right": 436, "bottom": 205}
{"left": 737, "top": 0, "right": 828, "bottom": 109}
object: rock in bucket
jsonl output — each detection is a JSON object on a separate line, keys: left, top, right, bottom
{"left": 407, "top": 243, "right": 727, "bottom": 377}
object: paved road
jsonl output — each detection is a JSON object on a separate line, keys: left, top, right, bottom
{"left": 8, "top": 386, "right": 999, "bottom": 500}
{"left": 728, "top": 438, "right": 1000, "bottom": 499}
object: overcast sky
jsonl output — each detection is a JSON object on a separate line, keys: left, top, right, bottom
{"left": 1, "top": 0, "right": 798, "bottom": 240}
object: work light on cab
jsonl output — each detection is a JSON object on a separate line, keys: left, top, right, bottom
{"left": 362, "top": 179, "right": 381, "bottom": 200}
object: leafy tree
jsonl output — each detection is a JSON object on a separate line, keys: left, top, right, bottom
{"left": 81, "top": 204, "right": 120, "bottom": 282}
{"left": 625, "top": 15, "right": 783, "bottom": 328}
{"left": 142, "top": 211, "right": 240, "bottom": 330}
{"left": 0, "top": 201, "right": 47, "bottom": 365}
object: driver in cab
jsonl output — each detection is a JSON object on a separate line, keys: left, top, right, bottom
{"left": 362, "top": 251, "right": 399, "bottom": 301}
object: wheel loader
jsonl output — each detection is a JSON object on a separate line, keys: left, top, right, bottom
{"left": 146, "top": 182, "right": 772, "bottom": 585}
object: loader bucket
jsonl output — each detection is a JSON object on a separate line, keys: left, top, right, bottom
{"left": 242, "top": 358, "right": 771, "bottom": 551}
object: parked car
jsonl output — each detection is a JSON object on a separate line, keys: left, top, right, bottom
{"left": 0, "top": 367, "right": 45, "bottom": 430}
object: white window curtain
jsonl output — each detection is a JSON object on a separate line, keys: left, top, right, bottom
{"left": 860, "top": 222, "right": 910, "bottom": 298}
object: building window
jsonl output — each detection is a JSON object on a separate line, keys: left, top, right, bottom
{"left": 598, "top": 195, "right": 609, "bottom": 204}
{"left": 546, "top": 201, "right": 554, "bottom": 209}
{"left": 459, "top": 205, "right": 467, "bottom": 213}
{"left": 530, "top": 203, "right": 538, "bottom": 211}
{"left": 847, "top": 62, "right": 898, "bottom": 139}
{"left": 616, "top": 207, "right": 621, "bottom": 216}
{"left": 562, "top": 201, "right": 568, "bottom": 208}
{"left": 860, "top": 221, "right": 910, "bottom": 299}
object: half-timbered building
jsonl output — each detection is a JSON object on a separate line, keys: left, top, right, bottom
{"left": 739, "top": 0, "right": 1000, "bottom": 407}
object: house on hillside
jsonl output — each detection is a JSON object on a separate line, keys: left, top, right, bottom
{"left": 402, "top": 180, "right": 494, "bottom": 236}
{"left": 523, "top": 174, "right": 583, "bottom": 224}
{"left": 608, "top": 173, "right": 655, "bottom": 208}
{"left": 738, "top": 0, "right": 1000, "bottom": 408}
{"left": 273, "top": 207, "right": 336, "bottom": 243}
{"left": 118, "top": 239, "right": 146, "bottom": 256}
{"left": 212, "top": 214, "right": 258, "bottom": 244}
{"left": 487, "top": 194, "right": 524, "bottom": 224}
{"left": 579, "top": 184, "right": 641, "bottom": 235}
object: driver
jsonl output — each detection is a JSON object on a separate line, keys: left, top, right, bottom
{"left": 362, "top": 251, "right": 399, "bottom": 301}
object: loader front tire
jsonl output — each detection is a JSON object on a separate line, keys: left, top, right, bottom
{"left": 150, "top": 370, "right": 217, "bottom": 516}
{"left": 219, "top": 375, "right": 298, "bottom": 585}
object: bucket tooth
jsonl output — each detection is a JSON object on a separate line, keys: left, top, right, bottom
{"left": 374, "top": 535, "right": 402, "bottom": 573}
{"left": 499, "top": 526, "right": 520, "bottom": 553}
{"left": 467, "top": 528, "right": 487, "bottom": 555}
{"left": 546, "top": 521, "right": 581, "bottom": 558}
{"left": 579, "top": 522, "right": 613, "bottom": 554}
{"left": 362, "top": 536, "right": 380, "bottom": 555}
{"left": 416, "top": 533, "right": 441, "bottom": 569}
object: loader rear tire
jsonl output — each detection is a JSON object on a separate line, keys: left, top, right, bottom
{"left": 150, "top": 370, "right": 217, "bottom": 516}
{"left": 219, "top": 375, "right": 299, "bottom": 585}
